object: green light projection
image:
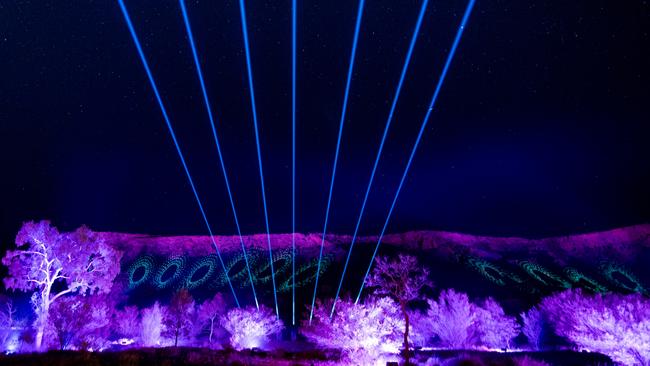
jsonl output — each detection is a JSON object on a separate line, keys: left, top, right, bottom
{"left": 127, "top": 255, "right": 155, "bottom": 289}
{"left": 519, "top": 261, "right": 572, "bottom": 289}
{"left": 153, "top": 256, "right": 187, "bottom": 289}
{"left": 564, "top": 267, "right": 608, "bottom": 293}
{"left": 183, "top": 255, "right": 219, "bottom": 290}
{"left": 125, "top": 249, "right": 330, "bottom": 293}
{"left": 124, "top": 252, "right": 644, "bottom": 298}
{"left": 601, "top": 262, "right": 648, "bottom": 295}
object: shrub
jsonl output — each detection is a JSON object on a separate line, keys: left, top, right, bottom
{"left": 221, "top": 305, "right": 283, "bottom": 351}
{"left": 520, "top": 306, "right": 544, "bottom": 350}
{"left": 421, "top": 289, "right": 478, "bottom": 348}
{"left": 474, "top": 298, "right": 519, "bottom": 349}
{"left": 141, "top": 302, "right": 165, "bottom": 347}
{"left": 540, "top": 289, "right": 650, "bottom": 366}
{"left": 302, "top": 297, "right": 403, "bottom": 365}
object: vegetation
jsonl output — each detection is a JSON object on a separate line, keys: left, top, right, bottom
{"left": 0, "top": 221, "right": 647, "bottom": 366}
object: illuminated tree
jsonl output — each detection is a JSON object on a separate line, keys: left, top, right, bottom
{"left": 0, "top": 297, "right": 19, "bottom": 352}
{"left": 520, "top": 306, "right": 544, "bottom": 350}
{"left": 45, "top": 295, "right": 111, "bottom": 351}
{"left": 113, "top": 306, "right": 140, "bottom": 341}
{"left": 221, "top": 305, "right": 282, "bottom": 351}
{"left": 366, "top": 254, "right": 432, "bottom": 365}
{"left": 1, "top": 221, "right": 122, "bottom": 350}
{"left": 421, "top": 289, "right": 479, "bottom": 348}
{"left": 474, "top": 298, "right": 520, "bottom": 349}
{"left": 303, "top": 297, "right": 402, "bottom": 365}
{"left": 141, "top": 302, "right": 165, "bottom": 347}
{"left": 163, "top": 288, "right": 195, "bottom": 347}
{"left": 197, "top": 292, "right": 226, "bottom": 344}
{"left": 540, "top": 289, "right": 650, "bottom": 366}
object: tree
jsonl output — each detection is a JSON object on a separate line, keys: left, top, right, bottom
{"left": 163, "top": 288, "right": 195, "bottom": 347}
{"left": 1, "top": 221, "right": 122, "bottom": 350}
{"left": 0, "top": 297, "right": 19, "bottom": 352}
{"left": 197, "top": 293, "right": 226, "bottom": 344}
{"left": 141, "top": 302, "right": 165, "bottom": 347}
{"left": 113, "top": 306, "right": 140, "bottom": 341}
{"left": 303, "top": 297, "right": 403, "bottom": 365}
{"left": 540, "top": 289, "right": 650, "bottom": 366}
{"left": 221, "top": 305, "right": 283, "bottom": 351}
{"left": 520, "top": 306, "right": 544, "bottom": 350}
{"left": 474, "top": 298, "right": 519, "bottom": 350}
{"left": 421, "top": 289, "right": 479, "bottom": 348}
{"left": 366, "top": 255, "right": 432, "bottom": 365}
{"left": 45, "top": 295, "right": 111, "bottom": 351}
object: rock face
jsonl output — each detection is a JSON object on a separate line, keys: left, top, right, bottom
{"left": 106, "top": 225, "right": 650, "bottom": 309}
{"left": 101, "top": 224, "right": 650, "bottom": 264}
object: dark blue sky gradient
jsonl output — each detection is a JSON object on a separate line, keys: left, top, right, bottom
{"left": 0, "top": 0, "right": 648, "bottom": 244}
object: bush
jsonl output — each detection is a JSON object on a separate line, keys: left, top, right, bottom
{"left": 221, "top": 305, "right": 283, "bottom": 351}
{"left": 420, "top": 289, "right": 478, "bottom": 348}
{"left": 540, "top": 289, "right": 650, "bottom": 366}
{"left": 302, "top": 297, "right": 403, "bottom": 365}
{"left": 474, "top": 298, "right": 519, "bottom": 350}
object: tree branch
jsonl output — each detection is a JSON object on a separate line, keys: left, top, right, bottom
{"left": 49, "top": 287, "right": 77, "bottom": 304}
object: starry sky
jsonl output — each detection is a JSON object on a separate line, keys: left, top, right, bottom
{"left": 0, "top": 0, "right": 648, "bottom": 247}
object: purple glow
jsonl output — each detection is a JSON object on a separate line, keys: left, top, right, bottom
{"left": 221, "top": 305, "right": 283, "bottom": 351}
{"left": 1, "top": 221, "right": 121, "bottom": 351}
{"left": 540, "top": 289, "right": 650, "bottom": 365}
{"left": 0, "top": 221, "right": 646, "bottom": 365}
{"left": 419, "top": 289, "right": 479, "bottom": 348}
{"left": 303, "top": 297, "right": 403, "bottom": 364}
{"left": 140, "top": 302, "right": 164, "bottom": 347}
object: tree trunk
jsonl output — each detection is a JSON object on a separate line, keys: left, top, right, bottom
{"left": 209, "top": 318, "right": 214, "bottom": 343}
{"left": 401, "top": 300, "right": 411, "bottom": 366}
{"left": 35, "top": 300, "right": 50, "bottom": 351}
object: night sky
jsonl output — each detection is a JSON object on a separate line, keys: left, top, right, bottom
{"left": 0, "top": 0, "right": 648, "bottom": 248}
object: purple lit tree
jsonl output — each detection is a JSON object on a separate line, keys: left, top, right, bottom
{"left": 163, "top": 288, "right": 195, "bottom": 347}
{"left": 221, "top": 305, "right": 282, "bottom": 351}
{"left": 197, "top": 293, "right": 226, "bottom": 345}
{"left": 0, "top": 297, "right": 20, "bottom": 352}
{"left": 540, "top": 289, "right": 650, "bottom": 366}
{"left": 520, "top": 306, "right": 544, "bottom": 350}
{"left": 474, "top": 298, "right": 520, "bottom": 350}
{"left": 1, "top": 221, "right": 122, "bottom": 350}
{"left": 302, "top": 297, "right": 403, "bottom": 365}
{"left": 113, "top": 306, "right": 140, "bottom": 341}
{"left": 366, "top": 254, "right": 431, "bottom": 365}
{"left": 45, "top": 295, "right": 111, "bottom": 351}
{"left": 420, "top": 289, "right": 479, "bottom": 348}
{"left": 141, "top": 302, "right": 165, "bottom": 347}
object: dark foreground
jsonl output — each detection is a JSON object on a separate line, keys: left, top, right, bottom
{"left": 0, "top": 348, "right": 613, "bottom": 366}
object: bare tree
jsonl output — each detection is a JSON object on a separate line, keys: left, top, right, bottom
{"left": 163, "top": 289, "right": 195, "bottom": 347}
{"left": 197, "top": 293, "right": 226, "bottom": 344}
{"left": 367, "top": 254, "right": 432, "bottom": 365}
{"left": 0, "top": 298, "right": 17, "bottom": 349}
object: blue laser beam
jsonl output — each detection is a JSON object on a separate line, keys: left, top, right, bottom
{"left": 117, "top": 0, "right": 240, "bottom": 307}
{"left": 237, "top": 0, "right": 279, "bottom": 318}
{"left": 309, "top": 0, "right": 367, "bottom": 324}
{"left": 291, "top": 0, "right": 297, "bottom": 326}
{"left": 355, "top": 0, "right": 477, "bottom": 304}
{"left": 330, "top": 0, "right": 430, "bottom": 318}
{"left": 179, "top": 0, "right": 259, "bottom": 309}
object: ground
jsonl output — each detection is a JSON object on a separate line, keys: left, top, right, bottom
{"left": 0, "top": 348, "right": 613, "bottom": 366}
